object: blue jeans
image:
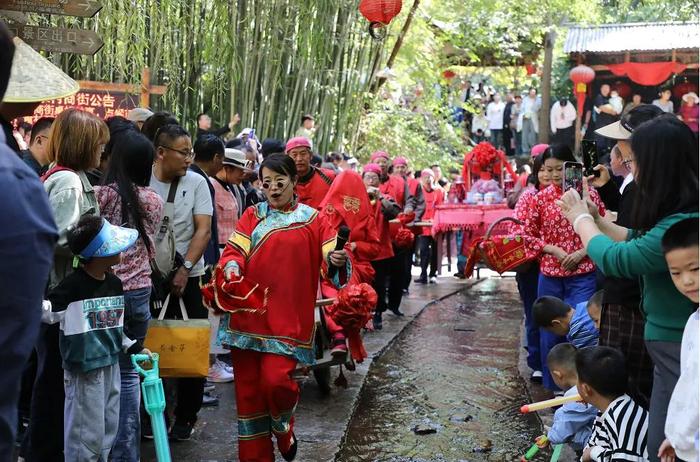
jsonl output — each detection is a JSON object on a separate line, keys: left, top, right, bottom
{"left": 538, "top": 272, "right": 597, "bottom": 391}
{"left": 516, "top": 265, "right": 541, "bottom": 372}
{"left": 111, "top": 287, "right": 151, "bottom": 462}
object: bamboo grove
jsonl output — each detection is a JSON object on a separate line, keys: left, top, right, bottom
{"left": 37, "top": 0, "right": 388, "bottom": 154}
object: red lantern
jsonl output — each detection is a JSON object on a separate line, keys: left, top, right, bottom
{"left": 612, "top": 81, "right": 632, "bottom": 100}
{"left": 673, "top": 79, "right": 699, "bottom": 100}
{"left": 525, "top": 64, "right": 537, "bottom": 75}
{"left": 569, "top": 65, "right": 595, "bottom": 117}
{"left": 442, "top": 69, "right": 456, "bottom": 80}
{"left": 359, "top": 0, "right": 403, "bottom": 26}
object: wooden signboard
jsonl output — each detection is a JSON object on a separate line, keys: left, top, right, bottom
{"left": 0, "top": 0, "right": 102, "bottom": 18}
{"left": 22, "top": 89, "right": 137, "bottom": 123}
{"left": 7, "top": 24, "right": 103, "bottom": 55}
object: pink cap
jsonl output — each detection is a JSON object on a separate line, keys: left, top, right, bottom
{"left": 285, "top": 136, "right": 312, "bottom": 153}
{"left": 531, "top": 144, "right": 549, "bottom": 157}
{"left": 392, "top": 156, "right": 408, "bottom": 167}
{"left": 363, "top": 163, "right": 382, "bottom": 176}
{"left": 421, "top": 168, "right": 435, "bottom": 179}
{"left": 371, "top": 151, "right": 390, "bottom": 162}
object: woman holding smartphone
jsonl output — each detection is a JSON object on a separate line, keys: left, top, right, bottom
{"left": 519, "top": 144, "right": 606, "bottom": 392}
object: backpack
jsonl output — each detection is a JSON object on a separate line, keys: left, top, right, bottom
{"left": 152, "top": 177, "right": 180, "bottom": 279}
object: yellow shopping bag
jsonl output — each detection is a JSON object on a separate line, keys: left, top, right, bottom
{"left": 144, "top": 294, "right": 210, "bottom": 378}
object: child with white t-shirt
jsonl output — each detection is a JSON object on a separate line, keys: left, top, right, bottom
{"left": 658, "top": 218, "right": 699, "bottom": 462}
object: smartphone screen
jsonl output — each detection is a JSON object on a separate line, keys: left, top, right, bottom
{"left": 563, "top": 162, "right": 584, "bottom": 196}
{"left": 581, "top": 139, "right": 599, "bottom": 177}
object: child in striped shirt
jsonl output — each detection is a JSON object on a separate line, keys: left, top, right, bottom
{"left": 577, "top": 346, "right": 649, "bottom": 462}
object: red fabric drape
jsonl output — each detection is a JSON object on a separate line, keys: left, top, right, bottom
{"left": 606, "top": 62, "right": 687, "bottom": 86}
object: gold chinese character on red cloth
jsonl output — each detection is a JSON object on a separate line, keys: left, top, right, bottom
{"left": 342, "top": 196, "right": 360, "bottom": 214}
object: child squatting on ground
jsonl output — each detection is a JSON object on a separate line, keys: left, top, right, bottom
{"left": 41, "top": 215, "right": 151, "bottom": 461}
{"left": 533, "top": 294, "right": 600, "bottom": 349}
{"left": 535, "top": 343, "right": 598, "bottom": 455}
{"left": 658, "top": 217, "right": 699, "bottom": 462}
{"left": 577, "top": 346, "right": 649, "bottom": 462}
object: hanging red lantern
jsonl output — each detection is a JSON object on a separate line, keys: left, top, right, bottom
{"left": 569, "top": 65, "right": 595, "bottom": 117}
{"left": 442, "top": 69, "right": 456, "bottom": 80}
{"left": 359, "top": 0, "right": 403, "bottom": 38}
{"left": 612, "top": 80, "right": 632, "bottom": 100}
{"left": 673, "top": 79, "right": 699, "bottom": 99}
{"left": 525, "top": 64, "right": 537, "bottom": 75}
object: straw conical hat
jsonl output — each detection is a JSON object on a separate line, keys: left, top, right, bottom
{"left": 3, "top": 37, "right": 79, "bottom": 103}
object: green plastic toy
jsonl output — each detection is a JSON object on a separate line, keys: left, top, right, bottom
{"left": 550, "top": 444, "right": 563, "bottom": 462}
{"left": 132, "top": 353, "right": 172, "bottom": 462}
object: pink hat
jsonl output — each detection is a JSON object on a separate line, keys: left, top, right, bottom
{"left": 421, "top": 168, "right": 435, "bottom": 179}
{"left": 531, "top": 144, "right": 549, "bottom": 157}
{"left": 370, "top": 151, "right": 390, "bottom": 162}
{"left": 285, "top": 136, "right": 312, "bottom": 153}
{"left": 392, "top": 156, "right": 408, "bottom": 167}
{"left": 363, "top": 163, "right": 382, "bottom": 176}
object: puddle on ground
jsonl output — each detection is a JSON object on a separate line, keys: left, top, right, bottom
{"left": 337, "top": 278, "right": 541, "bottom": 462}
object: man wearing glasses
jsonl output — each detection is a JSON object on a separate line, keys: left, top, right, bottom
{"left": 21, "top": 117, "right": 54, "bottom": 176}
{"left": 584, "top": 104, "right": 665, "bottom": 408}
{"left": 150, "top": 124, "right": 213, "bottom": 440}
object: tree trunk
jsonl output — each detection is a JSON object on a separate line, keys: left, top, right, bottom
{"left": 539, "top": 30, "right": 555, "bottom": 143}
{"left": 370, "top": 0, "right": 421, "bottom": 94}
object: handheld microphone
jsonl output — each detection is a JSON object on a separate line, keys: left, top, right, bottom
{"left": 327, "top": 226, "right": 350, "bottom": 279}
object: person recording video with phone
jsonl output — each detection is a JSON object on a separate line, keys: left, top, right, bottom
{"left": 519, "top": 144, "right": 607, "bottom": 393}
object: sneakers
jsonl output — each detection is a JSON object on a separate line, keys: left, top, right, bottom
{"left": 414, "top": 277, "right": 427, "bottom": 284}
{"left": 208, "top": 359, "right": 234, "bottom": 383}
{"left": 530, "top": 370, "right": 543, "bottom": 384}
{"left": 202, "top": 391, "right": 219, "bottom": 407}
{"left": 169, "top": 420, "right": 195, "bottom": 441}
{"left": 388, "top": 307, "right": 404, "bottom": 316}
{"left": 429, "top": 276, "right": 438, "bottom": 284}
{"left": 204, "top": 380, "right": 216, "bottom": 393}
{"left": 331, "top": 335, "right": 348, "bottom": 357}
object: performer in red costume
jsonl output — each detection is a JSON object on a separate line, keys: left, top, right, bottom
{"left": 362, "top": 163, "right": 401, "bottom": 330}
{"left": 371, "top": 150, "right": 407, "bottom": 209}
{"left": 392, "top": 156, "right": 426, "bottom": 291}
{"left": 414, "top": 169, "right": 445, "bottom": 284}
{"left": 319, "top": 170, "right": 382, "bottom": 354}
{"left": 202, "top": 154, "right": 350, "bottom": 462}
{"left": 286, "top": 136, "right": 335, "bottom": 209}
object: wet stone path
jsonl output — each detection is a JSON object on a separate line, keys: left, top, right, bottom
{"left": 336, "top": 277, "right": 541, "bottom": 462}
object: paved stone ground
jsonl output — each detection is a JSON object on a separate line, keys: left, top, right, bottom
{"left": 141, "top": 274, "right": 478, "bottom": 462}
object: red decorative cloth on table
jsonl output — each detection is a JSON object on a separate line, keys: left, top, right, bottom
{"left": 295, "top": 167, "right": 336, "bottom": 210}
{"left": 520, "top": 184, "right": 606, "bottom": 277}
{"left": 329, "top": 283, "right": 377, "bottom": 362}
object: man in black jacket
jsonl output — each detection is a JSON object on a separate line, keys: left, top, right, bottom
{"left": 502, "top": 92, "right": 515, "bottom": 156}
{"left": 195, "top": 112, "right": 240, "bottom": 140}
{"left": 589, "top": 104, "right": 664, "bottom": 407}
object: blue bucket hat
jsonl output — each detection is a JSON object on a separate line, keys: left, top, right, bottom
{"left": 78, "top": 219, "right": 138, "bottom": 259}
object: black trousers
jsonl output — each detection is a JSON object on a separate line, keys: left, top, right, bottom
{"left": 417, "top": 236, "right": 438, "bottom": 278}
{"left": 24, "top": 324, "right": 65, "bottom": 462}
{"left": 372, "top": 255, "right": 404, "bottom": 313}
{"left": 162, "top": 276, "right": 207, "bottom": 424}
{"left": 402, "top": 243, "right": 415, "bottom": 290}
{"left": 503, "top": 127, "right": 515, "bottom": 156}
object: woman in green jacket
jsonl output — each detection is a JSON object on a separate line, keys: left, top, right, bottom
{"left": 558, "top": 115, "right": 698, "bottom": 462}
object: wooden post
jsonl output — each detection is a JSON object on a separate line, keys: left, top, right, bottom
{"left": 539, "top": 30, "right": 555, "bottom": 143}
{"left": 140, "top": 67, "right": 151, "bottom": 108}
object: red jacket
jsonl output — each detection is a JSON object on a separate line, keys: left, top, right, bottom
{"left": 296, "top": 167, "right": 335, "bottom": 210}
{"left": 381, "top": 175, "right": 407, "bottom": 209}
{"left": 421, "top": 185, "right": 444, "bottom": 236}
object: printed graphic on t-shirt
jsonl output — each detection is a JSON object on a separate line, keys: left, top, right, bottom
{"left": 62, "top": 296, "right": 125, "bottom": 336}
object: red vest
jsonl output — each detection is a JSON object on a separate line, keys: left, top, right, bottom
{"left": 380, "top": 175, "right": 406, "bottom": 209}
